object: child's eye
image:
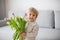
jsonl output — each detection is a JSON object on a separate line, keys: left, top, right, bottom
{"left": 33, "top": 15, "right": 35, "bottom": 16}
{"left": 29, "top": 14, "right": 31, "bottom": 16}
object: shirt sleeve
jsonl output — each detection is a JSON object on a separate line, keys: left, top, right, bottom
{"left": 26, "top": 25, "right": 39, "bottom": 37}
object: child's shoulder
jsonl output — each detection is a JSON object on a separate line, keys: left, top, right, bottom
{"left": 33, "top": 22, "right": 39, "bottom": 30}
{"left": 26, "top": 21, "right": 39, "bottom": 27}
{"left": 33, "top": 22, "right": 38, "bottom": 25}
{"left": 30, "top": 21, "right": 39, "bottom": 27}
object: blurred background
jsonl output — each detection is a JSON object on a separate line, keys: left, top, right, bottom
{"left": 0, "top": 0, "right": 60, "bottom": 19}
{"left": 0, "top": 0, "right": 60, "bottom": 40}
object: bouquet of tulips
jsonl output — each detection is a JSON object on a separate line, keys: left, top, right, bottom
{"left": 7, "top": 14, "right": 26, "bottom": 40}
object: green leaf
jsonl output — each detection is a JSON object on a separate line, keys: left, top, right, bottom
{"left": 7, "top": 15, "right": 27, "bottom": 40}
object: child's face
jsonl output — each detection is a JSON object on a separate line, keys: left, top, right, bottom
{"left": 26, "top": 11, "right": 37, "bottom": 22}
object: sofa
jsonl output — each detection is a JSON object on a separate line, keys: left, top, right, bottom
{"left": 0, "top": 19, "right": 6, "bottom": 27}
{"left": 0, "top": 10, "right": 60, "bottom": 40}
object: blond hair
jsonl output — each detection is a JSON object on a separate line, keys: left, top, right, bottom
{"left": 28, "top": 7, "right": 38, "bottom": 18}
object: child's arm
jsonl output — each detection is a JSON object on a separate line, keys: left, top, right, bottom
{"left": 26, "top": 25, "right": 39, "bottom": 37}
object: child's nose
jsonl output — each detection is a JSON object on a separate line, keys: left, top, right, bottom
{"left": 30, "top": 16, "right": 33, "bottom": 18}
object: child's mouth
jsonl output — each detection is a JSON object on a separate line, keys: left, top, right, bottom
{"left": 29, "top": 18, "right": 33, "bottom": 20}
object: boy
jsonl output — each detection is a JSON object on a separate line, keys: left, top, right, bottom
{"left": 21, "top": 7, "right": 39, "bottom": 40}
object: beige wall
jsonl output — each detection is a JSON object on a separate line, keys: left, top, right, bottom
{"left": 5, "top": 0, "right": 60, "bottom": 10}
{"left": 5, "top": 0, "right": 60, "bottom": 17}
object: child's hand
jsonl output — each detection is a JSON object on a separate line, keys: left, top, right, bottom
{"left": 21, "top": 32, "right": 26, "bottom": 38}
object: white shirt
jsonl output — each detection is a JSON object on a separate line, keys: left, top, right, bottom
{"left": 25, "top": 21, "right": 39, "bottom": 38}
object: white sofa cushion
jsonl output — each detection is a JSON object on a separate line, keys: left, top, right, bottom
{"left": 0, "top": 26, "right": 60, "bottom": 40}
{"left": 54, "top": 10, "right": 60, "bottom": 29}
{"left": 37, "top": 10, "right": 54, "bottom": 28}
{"left": 36, "top": 28, "right": 60, "bottom": 40}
